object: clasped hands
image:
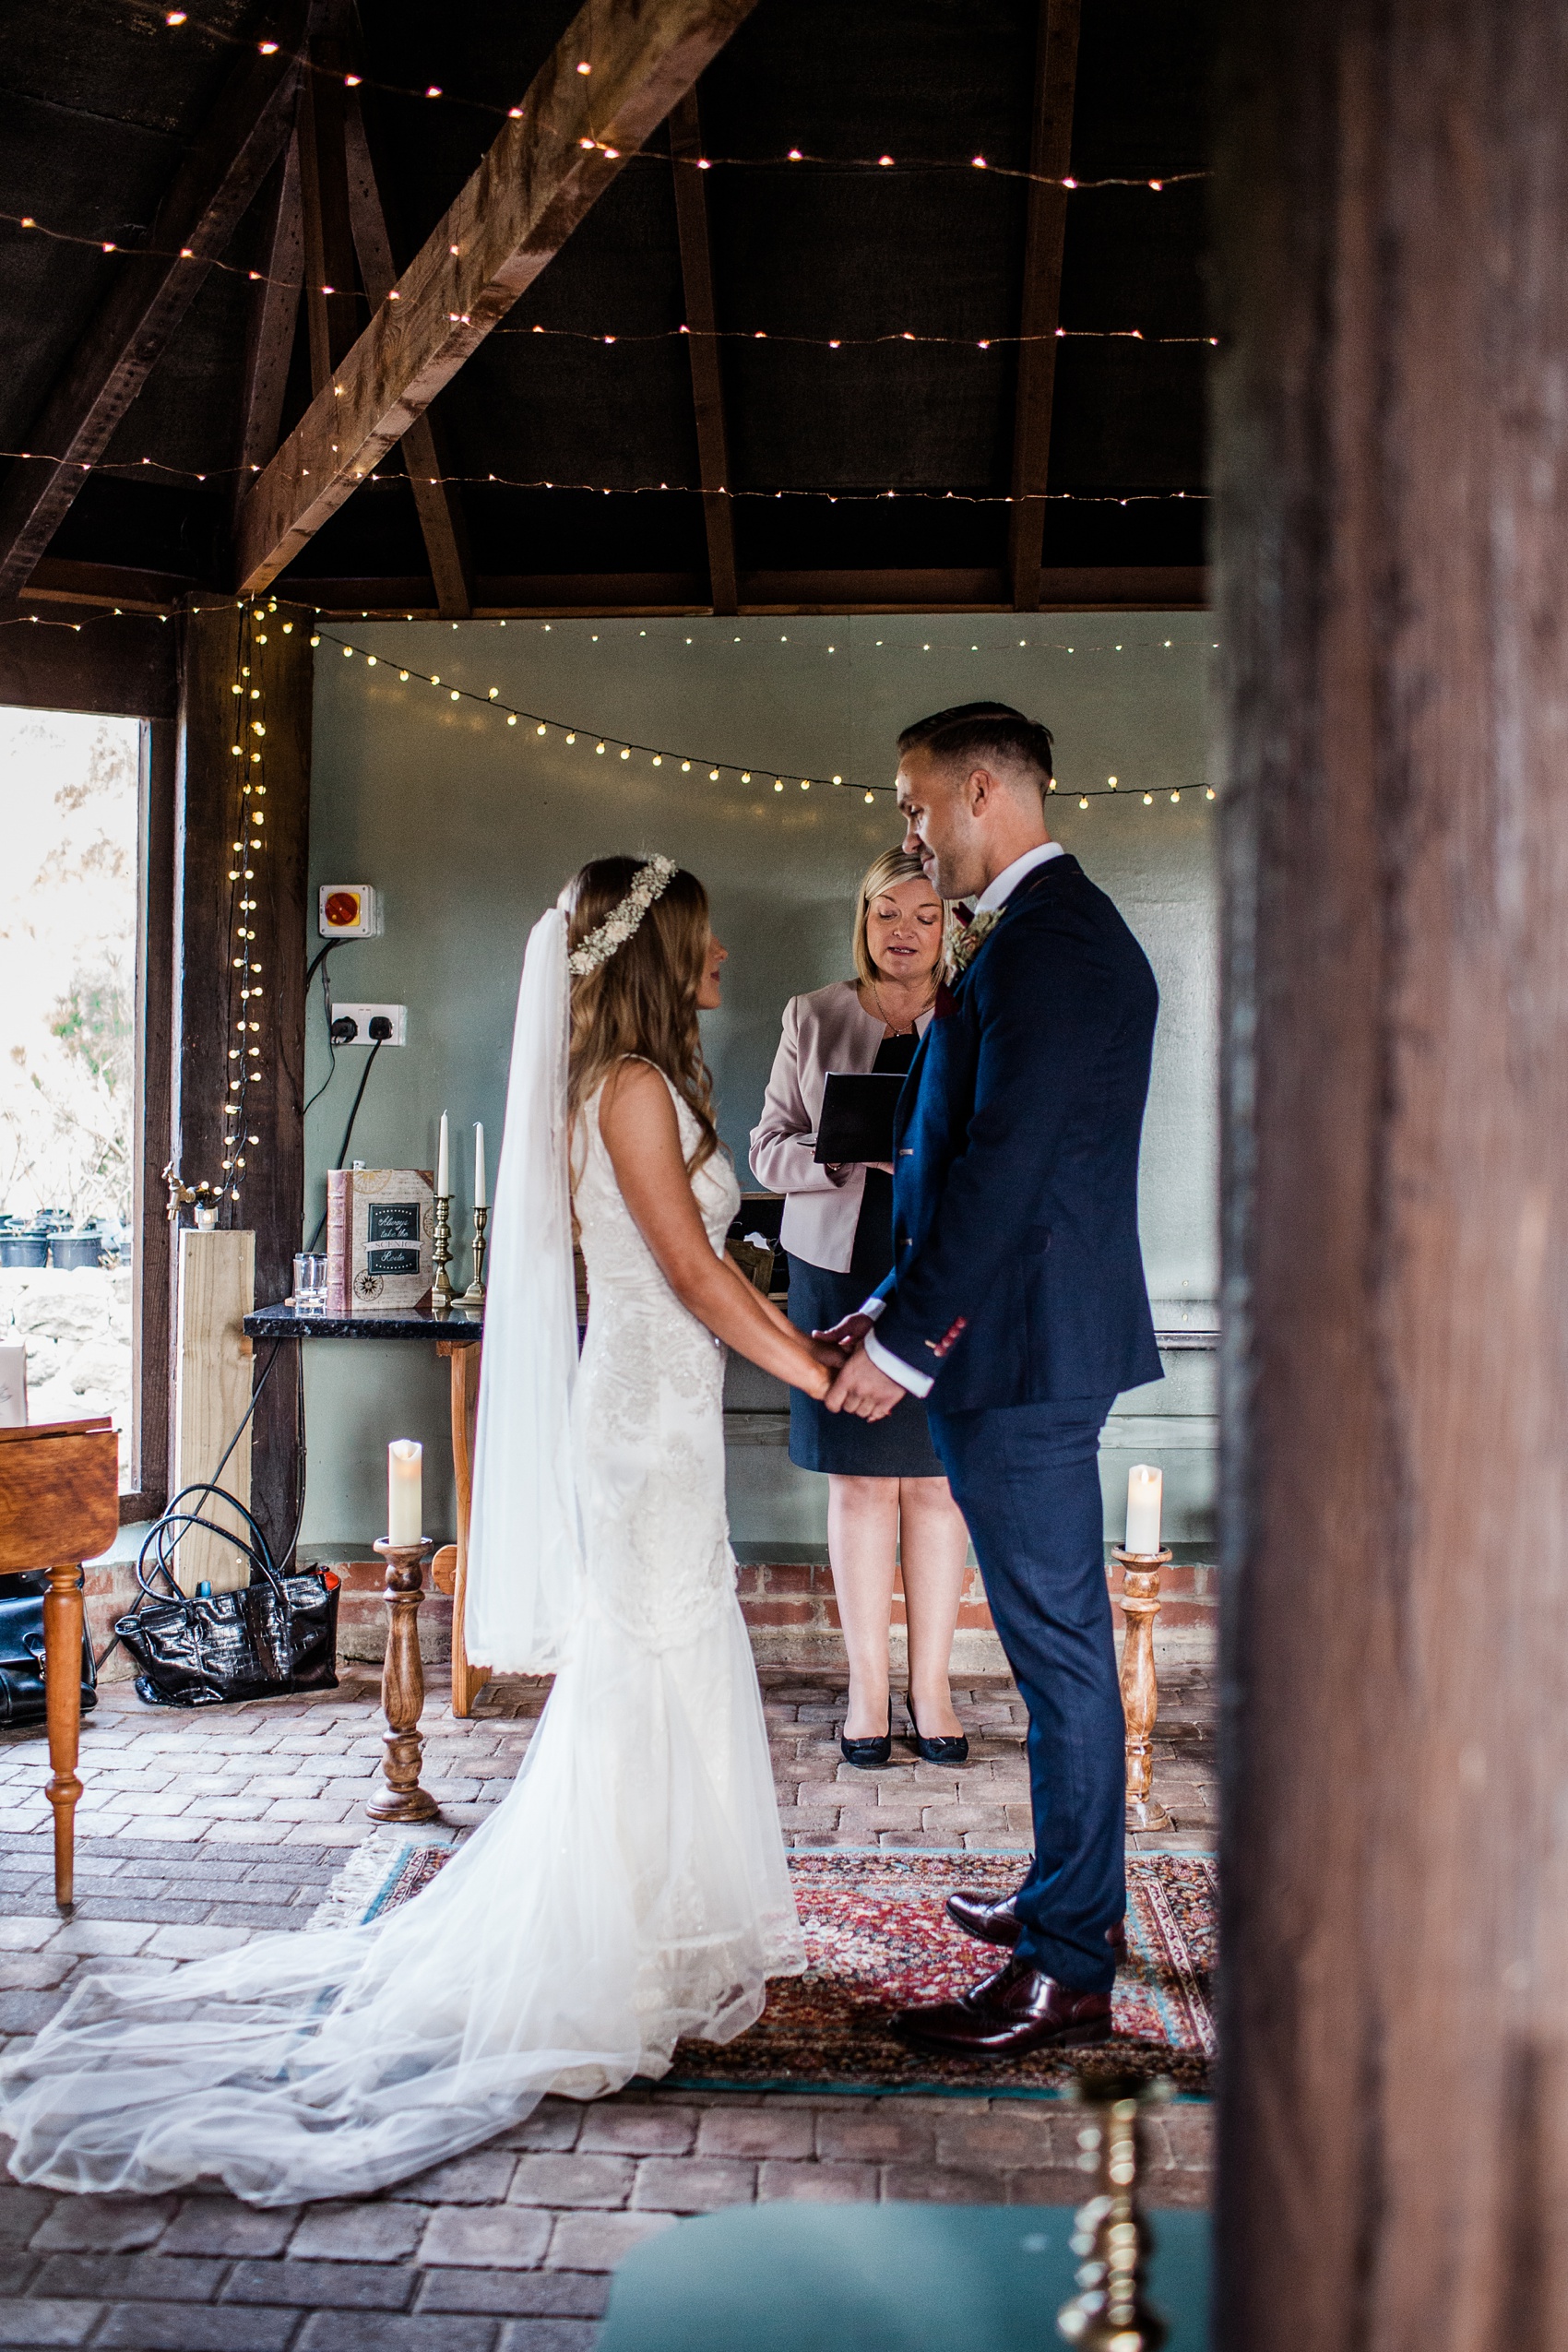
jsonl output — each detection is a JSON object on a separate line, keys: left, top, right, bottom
{"left": 808, "top": 1311, "right": 907, "bottom": 1421}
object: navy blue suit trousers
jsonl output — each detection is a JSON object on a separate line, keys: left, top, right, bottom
{"left": 928, "top": 1396, "right": 1123, "bottom": 1994}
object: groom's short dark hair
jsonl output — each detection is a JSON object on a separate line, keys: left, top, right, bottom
{"left": 897, "top": 702, "right": 1055, "bottom": 790}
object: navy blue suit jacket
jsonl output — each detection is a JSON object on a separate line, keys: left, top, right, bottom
{"left": 872, "top": 852, "right": 1162, "bottom": 1412}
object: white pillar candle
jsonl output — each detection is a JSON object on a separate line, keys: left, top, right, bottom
{"left": 436, "top": 1111, "right": 449, "bottom": 1197}
{"left": 1124, "top": 1464, "right": 1163, "bottom": 1557}
{"left": 473, "top": 1122, "right": 486, "bottom": 1210}
{"left": 387, "top": 1439, "right": 422, "bottom": 1545}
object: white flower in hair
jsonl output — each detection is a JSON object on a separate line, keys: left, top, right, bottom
{"left": 566, "top": 855, "right": 679, "bottom": 977}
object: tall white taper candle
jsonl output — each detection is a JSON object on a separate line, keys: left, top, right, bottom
{"left": 1124, "top": 1464, "right": 1163, "bottom": 1557}
{"left": 387, "top": 1439, "right": 422, "bottom": 1545}
{"left": 473, "top": 1122, "right": 486, "bottom": 1211}
{"left": 436, "top": 1111, "right": 449, "bottom": 1197}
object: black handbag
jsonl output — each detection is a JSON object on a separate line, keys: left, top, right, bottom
{"left": 113, "top": 1497, "right": 340, "bottom": 1708}
{"left": 0, "top": 1571, "right": 97, "bottom": 1729}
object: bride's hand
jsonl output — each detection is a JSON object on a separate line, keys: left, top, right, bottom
{"left": 812, "top": 1311, "right": 873, "bottom": 1353}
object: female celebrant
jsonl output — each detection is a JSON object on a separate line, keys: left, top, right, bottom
{"left": 750, "top": 848, "right": 972, "bottom": 1769}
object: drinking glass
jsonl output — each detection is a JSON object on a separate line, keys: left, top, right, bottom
{"left": 292, "top": 1252, "right": 328, "bottom": 1313}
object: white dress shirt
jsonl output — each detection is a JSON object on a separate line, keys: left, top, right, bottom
{"left": 861, "top": 840, "right": 1065, "bottom": 1397}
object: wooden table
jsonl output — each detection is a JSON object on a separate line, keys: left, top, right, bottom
{"left": 243, "top": 1306, "right": 489, "bottom": 1715}
{"left": 0, "top": 1416, "right": 120, "bottom": 1905}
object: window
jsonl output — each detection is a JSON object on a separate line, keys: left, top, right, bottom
{"left": 0, "top": 708, "right": 143, "bottom": 1487}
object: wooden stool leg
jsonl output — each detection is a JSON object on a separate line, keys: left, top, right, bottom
{"left": 43, "top": 1562, "right": 83, "bottom": 1907}
{"left": 445, "top": 1340, "right": 489, "bottom": 1719}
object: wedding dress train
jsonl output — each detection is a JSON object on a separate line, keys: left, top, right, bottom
{"left": 0, "top": 917, "right": 802, "bottom": 2204}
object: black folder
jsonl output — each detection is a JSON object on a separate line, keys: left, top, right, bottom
{"left": 813, "top": 1071, "right": 906, "bottom": 1164}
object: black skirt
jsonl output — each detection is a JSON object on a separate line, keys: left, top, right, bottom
{"left": 785, "top": 1254, "right": 946, "bottom": 1479}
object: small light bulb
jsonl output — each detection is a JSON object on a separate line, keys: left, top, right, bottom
{"left": 774, "top": 779, "right": 783, "bottom": 792}
{"left": 620, "top": 745, "right": 630, "bottom": 759}
{"left": 708, "top": 768, "right": 719, "bottom": 780}
{"left": 1079, "top": 796, "right": 1089, "bottom": 809}
{"left": 536, "top": 723, "right": 546, "bottom": 736}
{"left": 1143, "top": 792, "right": 1154, "bottom": 805}
{"left": 596, "top": 742, "right": 606, "bottom": 754}
{"left": 864, "top": 791, "right": 874, "bottom": 804}
{"left": 507, "top": 714, "right": 517, "bottom": 727}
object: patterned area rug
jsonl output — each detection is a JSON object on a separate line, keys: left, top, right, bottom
{"left": 316, "top": 1840, "right": 1215, "bottom": 2097}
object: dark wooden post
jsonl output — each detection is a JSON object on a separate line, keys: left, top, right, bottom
{"left": 173, "top": 600, "right": 311, "bottom": 1560}
{"left": 1214, "top": 2, "right": 1568, "bottom": 2343}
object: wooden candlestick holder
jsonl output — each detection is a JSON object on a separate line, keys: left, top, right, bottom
{"left": 460, "top": 1203, "right": 488, "bottom": 1308}
{"left": 1115, "top": 1545, "right": 1174, "bottom": 1833}
{"left": 431, "top": 1193, "right": 454, "bottom": 1311}
{"left": 1058, "top": 2075, "right": 1170, "bottom": 2350}
{"left": 368, "top": 1537, "right": 441, "bottom": 1824}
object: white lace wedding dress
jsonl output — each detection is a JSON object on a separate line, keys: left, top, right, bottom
{"left": 0, "top": 1060, "right": 802, "bottom": 2204}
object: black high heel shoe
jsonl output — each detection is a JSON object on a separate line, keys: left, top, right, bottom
{"left": 839, "top": 1707, "right": 893, "bottom": 1769}
{"left": 906, "top": 1702, "right": 969, "bottom": 1766}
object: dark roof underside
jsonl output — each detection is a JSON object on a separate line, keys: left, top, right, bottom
{"left": 0, "top": 0, "right": 1211, "bottom": 611}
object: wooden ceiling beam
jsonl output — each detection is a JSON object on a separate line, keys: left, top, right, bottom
{"left": 296, "top": 47, "right": 360, "bottom": 390}
{"left": 1008, "top": 0, "right": 1082, "bottom": 612}
{"left": 264, "top": 563, "right": 1207, "bottom": 616}
{"left": 668, "top": 89, "right": 737, "bottom": 615}
{"left": 343, "top": 91, "right": 473, "bottom": 620}
{"left": 235, "top": 132, "right": 305, "bottom": 506}
{"left": 0, "top": 0, "right": 311, "bottom": 601}
{"left": 235, "top": 0, "right": 760, "bottom": 594}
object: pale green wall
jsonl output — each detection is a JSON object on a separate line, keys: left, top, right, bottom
{"left": 298, "top": 612, "right": 1217, "bottom": 1553}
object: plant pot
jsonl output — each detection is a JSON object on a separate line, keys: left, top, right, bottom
{"left": 50, "top": 1234, "right": 105, "bottom": 1272}
{"left": 0, "top": 1236, "right": 48, "bottom": 1269}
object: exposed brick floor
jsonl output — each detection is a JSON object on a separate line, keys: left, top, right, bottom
{"left": 0, "top": 1660, "right": 1214, "bottom": 2349}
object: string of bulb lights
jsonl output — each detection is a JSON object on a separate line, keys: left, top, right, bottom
{"left": 216, "top": 598, "right": 295, "bottom": 1209}
{"left": 0, "top": 440, "right": 1207, "bottom": 510}
{"left": 0, "top": 596, "right": 1216, "bottom": 813}
{"left": 81, "top": 3, "right": 1211, "bottom": 188}
{"left": 315, "top": 627, "right": 1216, "bottom": 814}
{"left": 0, "top": 211, "right": 1219, "bottom": 353}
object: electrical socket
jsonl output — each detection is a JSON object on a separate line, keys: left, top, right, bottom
{"left": 331, "top": 1002, "right": 408, "bottom": 1045}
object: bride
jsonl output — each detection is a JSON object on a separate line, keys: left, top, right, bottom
{"left": 1, "top": 854, "right": 834, "bottom": 2204}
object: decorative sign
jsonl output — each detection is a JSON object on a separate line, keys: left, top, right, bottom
{"left": 326, "top": 1170, "right": 434, "bottom": 1312}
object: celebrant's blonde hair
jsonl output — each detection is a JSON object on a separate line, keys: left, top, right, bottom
{"left": 851, "top": 847, "right": 949, "bottom": 988}
{"left": 563, "top": 855, "right": 721, "bottom": 1175}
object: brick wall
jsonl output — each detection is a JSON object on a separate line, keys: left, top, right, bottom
{"left": 89, "top": 1550, "right": 1214, "bottom": 1687}
{"left": 734, "top": 1554, "right": 1217, "bottom": 1669}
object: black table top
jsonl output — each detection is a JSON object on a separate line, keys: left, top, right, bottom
{"left": 244, "top": 1303, "right": 483, "bottom": 1342}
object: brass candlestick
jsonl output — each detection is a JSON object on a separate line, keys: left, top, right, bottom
{"left": 431, "top": 1193, "right": 454, "bottom": 1312}
{"left": 368, "top": 1537, "right": 441, "bottom": 1824}
{"left": 460, "top": 1203, "right": 488, "bottom": 1308}
{"left": 1115, "top": 1546, "right": 1174, "bottom": 1833}
{"left": 1058, "top": 2077, "right": 1169, "bottom": 2350}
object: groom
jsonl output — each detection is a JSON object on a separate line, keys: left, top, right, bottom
{"left": 822, "top": 702, "right": 1161, "bottom": 2054}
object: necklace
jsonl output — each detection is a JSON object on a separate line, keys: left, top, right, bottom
{"left": 869, "top": 976, "right": 935, "bottom": 1035}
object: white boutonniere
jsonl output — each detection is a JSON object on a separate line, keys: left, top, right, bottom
{"left": 949, "top": 908, "right": 1001, "bottom": 975}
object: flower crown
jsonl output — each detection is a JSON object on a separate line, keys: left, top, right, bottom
{"left": 566, "top": 855, "right": 678, "bottom": 977}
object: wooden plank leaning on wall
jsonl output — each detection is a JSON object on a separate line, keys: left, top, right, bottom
{"left": 174, "top": 600, "right": 311, "bottom": 1568}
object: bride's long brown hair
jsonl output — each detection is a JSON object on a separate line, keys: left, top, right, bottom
{"left": 563, "top": 855, "right": 722, "bottom": 1175}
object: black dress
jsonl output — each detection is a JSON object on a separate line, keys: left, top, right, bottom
{"left": 785, "top": 1031, "right": 945, "bottom": 1478}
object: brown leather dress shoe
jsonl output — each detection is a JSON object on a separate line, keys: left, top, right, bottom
{"left": 945, "top": 1888, "right": 1128, "bottom": 1960}
{"left": 894, "top": 1954, "right": 1113, "bottom": 2057}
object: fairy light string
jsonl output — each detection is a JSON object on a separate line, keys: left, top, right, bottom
{"left": 316, "top": 628, "right": 1217, "bottom": 810}
{"left": 0, "top": 598, "right": 1216, "bottom": 813}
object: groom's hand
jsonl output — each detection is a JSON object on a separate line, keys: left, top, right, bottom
{"left": 825, "top": 1343, "right": 905, "bottom": 1421}
{"left": 813, "top": 1312, "right": 873, "bottom": 1353}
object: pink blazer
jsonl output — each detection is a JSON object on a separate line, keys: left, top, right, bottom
{"left": 749, "top": 980, "right": 933, "bottom": 1274}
